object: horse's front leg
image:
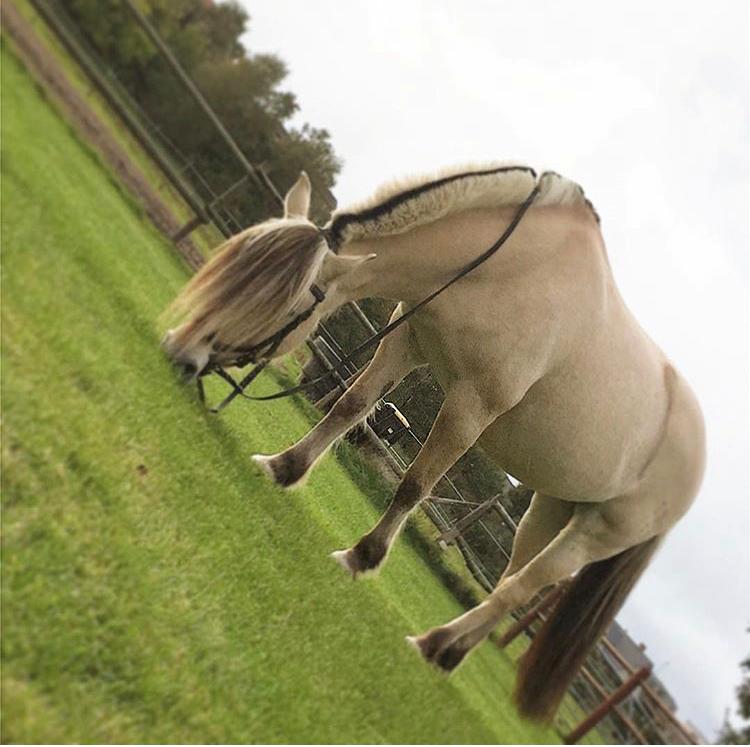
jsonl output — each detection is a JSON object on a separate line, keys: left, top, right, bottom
{"left": 252, "top": 304, "right": 421, "bottom": 488}
{"left": 332, "top": 383, "right": 497, "bottom": 578}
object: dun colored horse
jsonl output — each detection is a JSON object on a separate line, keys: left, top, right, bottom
{"left": 162, "top": 164, "right": 705, "bottom": 720}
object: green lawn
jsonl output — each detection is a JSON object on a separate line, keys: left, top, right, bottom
{"left": 1, "top": 46, "right": 561, "bottom": 744}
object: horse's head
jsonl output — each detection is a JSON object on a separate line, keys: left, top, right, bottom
{"left": 162, "top": 172, "right": 372, "bottom": 378}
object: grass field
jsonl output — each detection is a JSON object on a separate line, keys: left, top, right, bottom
{"left": 0, "top": 45, "right": 568, "bottom": 744}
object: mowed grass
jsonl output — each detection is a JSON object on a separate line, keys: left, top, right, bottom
{"left": 1, "top": 48, "right": 559, "bottom": 744}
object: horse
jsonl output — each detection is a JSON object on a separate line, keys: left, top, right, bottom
{"left": 161, "top": 163, "right": 705, "bottom": 720}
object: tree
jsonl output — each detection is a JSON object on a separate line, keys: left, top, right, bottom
{"left": 59, "top": 0, "right": 341, "bottom": 225}
{"left": 718, "top": 654, "right": 750, "bottom": 744}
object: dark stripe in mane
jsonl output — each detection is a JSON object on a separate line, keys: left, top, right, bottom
{"left": 326, "top": 165, "right": 537, "bottom": 249}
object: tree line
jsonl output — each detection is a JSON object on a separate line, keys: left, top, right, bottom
{"left": 58, "top": 0, "right": 340, "bottom": 224}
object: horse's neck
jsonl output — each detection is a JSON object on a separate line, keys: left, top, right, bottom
{"left": 332, "top": 207, "right": 528, "bottom": 305}
{"left": 332, "top": 207, "right": 588, "bottom": 302}
{"left": 325, "top": 204, "right": 614, "bottom": 365}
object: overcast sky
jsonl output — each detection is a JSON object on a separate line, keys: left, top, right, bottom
{"left": 240, "top": 1, "right": 749, "bottom": 737}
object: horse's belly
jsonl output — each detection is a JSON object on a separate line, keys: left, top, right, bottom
{"left": 479, "top": 368, "right": 666, "bottom": 501}
{"left": 480, "top": 420, "right": 622, "bottom": 500}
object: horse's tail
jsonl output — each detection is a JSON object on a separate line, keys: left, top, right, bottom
{"left": 513, "top": 534, "right": 662, "bottom": 722}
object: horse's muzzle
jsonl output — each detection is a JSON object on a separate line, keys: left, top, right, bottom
{"left": 161, "top": 328, "right": 210, "bottom": 382}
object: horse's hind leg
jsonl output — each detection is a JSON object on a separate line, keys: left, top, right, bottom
{"left": 406, "top": 492, "right": 571, "bottom": 669}
{"left": 252, "top": 304, "right": 421, "bottom": 488}
{"left": 409, "top": 500, "right": 653, "bottom": 672}
{"left": 501, "top": 493, "right": 574, "bottom": 578}
{"left": 332, "top": 383, "right": 497, "bottom": 577}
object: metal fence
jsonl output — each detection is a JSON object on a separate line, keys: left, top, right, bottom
{"left": 13, "top": 2, "right": 699, "bottom": 743}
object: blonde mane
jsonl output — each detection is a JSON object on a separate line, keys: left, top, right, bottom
{"left": 166, "top": 219, "right": 327, "bottom": 357}
{"left": 326, "top": 162, "right": 598, "bottom": 248}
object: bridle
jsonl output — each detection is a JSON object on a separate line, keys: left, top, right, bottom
{"left": 197, "top": 282, "right": 328, "bottom": 411}
{"left": 198, "top": 181, "right": 541, "bottom": 413}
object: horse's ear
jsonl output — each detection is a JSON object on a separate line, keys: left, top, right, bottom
{"left": 284, "top": 171, "right": 312, "bottom": 219}
{"left": 320, "top": 252, "right": 377, "bottom": 284}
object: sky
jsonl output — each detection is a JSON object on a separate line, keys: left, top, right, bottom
{"left": 240, "top": 0, "right": 749, "bottom": 738}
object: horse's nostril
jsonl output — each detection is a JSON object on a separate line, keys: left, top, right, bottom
{"left": 181, "top": 362, "right": 197, "bottom": 378}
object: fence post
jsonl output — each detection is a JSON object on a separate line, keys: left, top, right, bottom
{"left": 577, "top": 665, "right": 650, "bottom": 744}
{"left": 171, "top": 214, "right": 206, "bottom": 243}
{"left": 599, "top": 637, "right": 698, "bottom": 743}
{"left": 438, "top": 494, "right": 501, "bottom": 545}
{"left": 564, "top": 666, "right": 652, "bottom": 744}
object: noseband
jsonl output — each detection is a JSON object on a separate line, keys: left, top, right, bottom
{"left": 199, "top": 182, "right": 541, "bottom": 413}
{"left": 211, "top": 283, "right": 327, "bottom": 369}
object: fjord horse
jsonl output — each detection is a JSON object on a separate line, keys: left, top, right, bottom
{"left": 162, "top": 164, "right": 705, "bottom": 719}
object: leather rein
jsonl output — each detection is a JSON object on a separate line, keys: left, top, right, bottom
{"left": 200, "top": 182, "right": 541, "bottom": 413}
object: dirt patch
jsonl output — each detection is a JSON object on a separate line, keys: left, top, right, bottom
{"left": 2, "top": 0, "right": 205, "bottom": 272}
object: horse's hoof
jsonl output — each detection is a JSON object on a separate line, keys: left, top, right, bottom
{"left": 404, "top": 627, "right": 456, "bottom": 670}
{"left": 405, "top": 633, "right": 435, "bottom": 662}
{"left": 405, "top": 635, "right": 426, "bottom": 655}
{"left": 434, "top": 642, "right": 469, "bottom": 672}
{"left": 251, "top": 452, "right": 307, "bottom": 488}
{"left": 405, "top": 634, "right": 457, "bottom": 673}
{"left": 330, "top": 545, "right": 383, "bottom": 580}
